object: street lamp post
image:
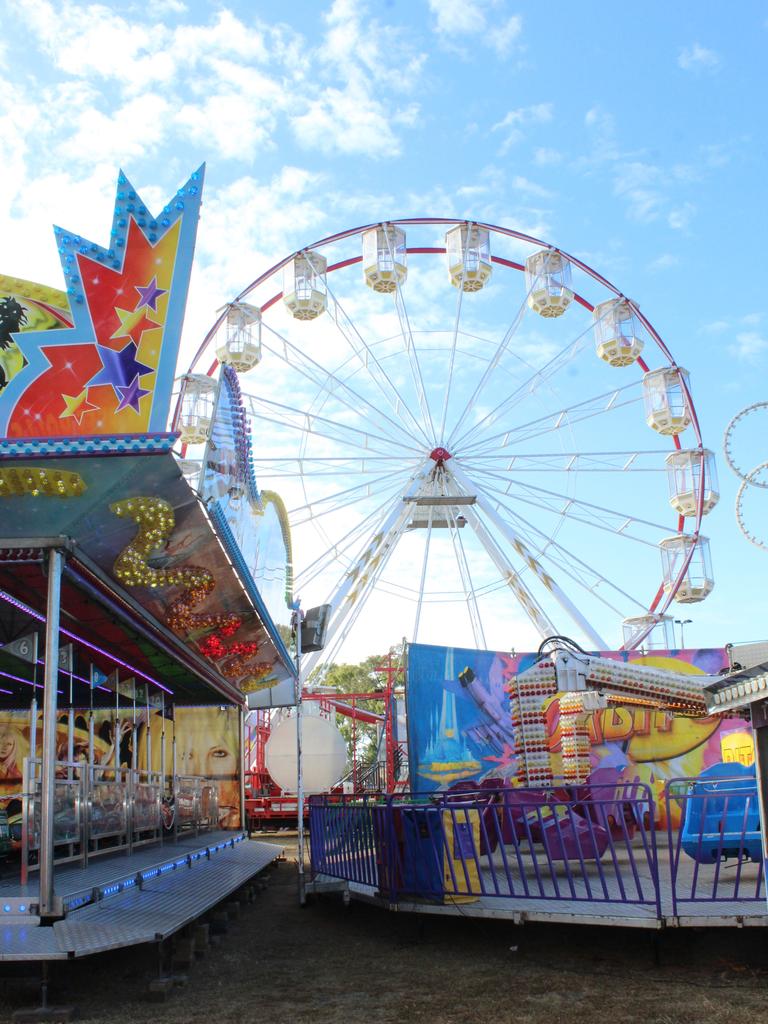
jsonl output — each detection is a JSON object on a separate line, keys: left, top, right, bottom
{"left": 674, "top": 618, "right": 692, "bottom": 649}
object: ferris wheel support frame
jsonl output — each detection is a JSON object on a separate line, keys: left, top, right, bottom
{"left": 300, "top": 466, "right": 430, "bottom": 678}
{"left": 450, "top": 461, "right": 609, "bottom": 649}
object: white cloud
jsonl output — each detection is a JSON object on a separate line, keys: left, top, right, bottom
{"left": 729, "top": 331, "right": 768, "bottom": 362}
{"left": 701, "top": 320, "right": 729, "bottom": 334}
{"left": 667, "top": 202, "right": 695, "bottom": 230}
{"left": 647, "top": 253, "right": 679, "bottom": 272}
{"left": 612, "top": 161, "right": 665, "bottom": 223}
{"left": 510, "top": 176, "right": 553, "bottom": 199}
{"left": 678, "top": 43, "right": 721, "bottom": 72}
{"left": 534, "top": 147, "right": 562, "bottom": 166}
{"left": 60, "top": 93, "right": 173, "bottom": 165}
{"left": 490, "top": 16, "right": 524, "bottom": 56}
{"left": 291, "top": 89, "right": 415, "bottom": 158}
{"left": 492, "top": 103, "right": 553, "bottom": 154}
{"left": 429, "top": 0, "right": 487, "bottom": 35}
{"left": 287, "top": 0, "right": 424, "bottom": 157}
{"left": 13, "top": 0, "right": 423, "bottom": 165}
{"left": 428, "top": 0, "right": 523, "bottom": 56}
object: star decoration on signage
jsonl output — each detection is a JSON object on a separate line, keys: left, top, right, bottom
{"left": 115, "top": 374, "right": 151, "bottom": 413}
{"left": 135, "top": 276, "right": 167, "bottom": 312}
{"left": 60, "top": 389, "right": 99, "bottom": 425}
{"left": 88, "top": 341, "right": 153, "bottom": 397}
{"left": 110, "top": 306, "right": 161, "bottom": 345}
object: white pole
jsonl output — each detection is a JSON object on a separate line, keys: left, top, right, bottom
{"left": 293, "top": 607, "right": 305, "bottom": 905}
{"left": 239, "top": 705, "right": 246, "bottom": 835}
{"left": 40, "top": 548, "right": 64, "bottom": 918}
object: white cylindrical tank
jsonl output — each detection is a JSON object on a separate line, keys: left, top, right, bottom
{"left": 265, "top": 714, "right": 347, "bottom": 794}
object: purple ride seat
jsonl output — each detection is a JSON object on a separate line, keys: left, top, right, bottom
{"left": 497, "top": 786, "right": 610, "bottom": 861}
{"left": 572, "top": 767, "right": 642, "bottom": 840}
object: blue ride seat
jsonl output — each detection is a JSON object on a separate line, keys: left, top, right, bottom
{"left": 680, "top": 761, "right": 762, "bottom": 864}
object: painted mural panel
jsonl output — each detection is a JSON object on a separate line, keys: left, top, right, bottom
{"left": 406, "top": 642, "right": 749, "bottom": 823}
{"left": 0, "top": 705, "right": 241, "bottom": 833}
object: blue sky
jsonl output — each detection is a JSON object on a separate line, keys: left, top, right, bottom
{"left": 2, "top": 0, "right": 767, "bottom": 660}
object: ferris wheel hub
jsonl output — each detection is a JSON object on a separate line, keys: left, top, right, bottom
{"left": 429, "top": 446, "right": 452, "bottom": 464}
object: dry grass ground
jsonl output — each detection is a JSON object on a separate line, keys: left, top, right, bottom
{"left": 2, "top": 835, "right": 768, "bottom": 1024}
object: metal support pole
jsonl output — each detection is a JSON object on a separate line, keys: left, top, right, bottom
{"left": 385, "top": 654, "right": 395, "bottom": 794}
{"left": 40, "top": 547, "right": 64, "bottom": 918}
{"left": 239, "top": 705, "right": 246, "bottom": 835}
{"left": 29, "top": 697, "right": 38, "bottom": 762}
{"left": 172, "top": 722, "right": 178, "bottom": 843}
{"left": 749, "top": 701, "right": 768, "bottom": 911}
{"left": 293, "top": 608, "right": 306, "bottom": 906}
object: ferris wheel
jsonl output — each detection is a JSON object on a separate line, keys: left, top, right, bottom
{"left": 177, "top": 219, "right": 718, "bottom": 665}
{"left": 724, "top": 401, "right": 768, "bottom": 551}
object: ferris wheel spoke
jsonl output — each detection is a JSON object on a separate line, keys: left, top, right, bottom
{"left": 452, "top": 309, "right": 602, "bottom": 451}
{"left": 412, "top": 510, "right": 436, "bottom": 643}
{"left": 447, "top": 509, "right": 487, "bottom": 649}
{"left": 458, "top": 382, "right": 643, "bottom": 457}
{"left": 445, "top": 276, "right": 534, "bottom": 449}
{"left": 390, "top": 272, "right": 437, "bottom": 443}
{"left": 288, "top": 467, "right": 414, "bottom": 527}
{"left": 481, "top": 484, "right": 649, "bottom": 614}
{"left": 473, "top": 483, "right": 665, "bottom": 550}
{"left": 251, "top": 455, "right": 413, "bottom": 477}
{"left": 293, "top": 480, "right": 411, "bottom": 590}
{"left": 240, "top": 392, "right": 423, "bottom": 458}
{"left": 437, "top": 271, "right": 466, "bottom": 442}
{"left": 260, "top": 323, "right": 422, "bottom": 450}
{"left": 461, "top": 450, "right": 670, "bottom": 472}
{"left": 324, "top": 283, "right": 433, "bottom": 446}
{"left": 483, "top": 502, "right": 639, "bottom": 623}
{"left": 463, "top": 463, "right": 673, "bottom": 539}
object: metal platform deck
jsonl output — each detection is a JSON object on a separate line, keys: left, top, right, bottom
{"left": 0, "top": 834, "right": 282, "bottom": 960}
{"left": 309, "top": 846, "right": 768, "bottom": 930}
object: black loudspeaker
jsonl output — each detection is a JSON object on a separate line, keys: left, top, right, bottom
{"left": 300, "top": 604, "right": 332, "bottom": 653}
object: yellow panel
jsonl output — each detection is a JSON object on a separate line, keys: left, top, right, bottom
{"left": 441, "top": 807, "right": 480, "bottom": 902}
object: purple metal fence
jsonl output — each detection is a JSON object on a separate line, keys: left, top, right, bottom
{"left": 308, "top": 795, "right": 379, "bottom": 888}
{"left": 309, "top": 779, "right": 768, "bottom": 924}
{"left": 665, "top": 775, "right": 765, "bottom": 917}
{"left": 310, "top": 784, "right": 660, "bottom": 916}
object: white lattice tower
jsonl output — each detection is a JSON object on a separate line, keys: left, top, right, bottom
{"left": 508, "top": 662, "right": 557, "bottom": 785}
{"left": 559, "top": 693, "right": 593, "bottom": 783}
